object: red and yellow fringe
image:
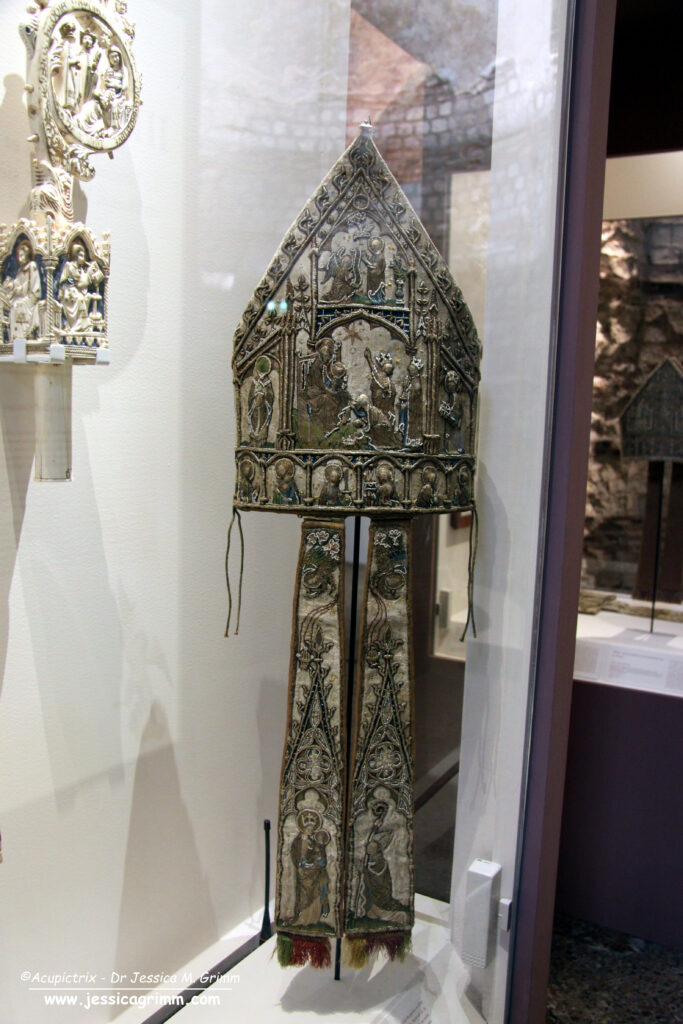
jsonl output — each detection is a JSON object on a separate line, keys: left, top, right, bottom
{"left": 342, "top": 931, "right": 412, "bottom": 969}
{"left": 276, "top": 932, "right": 332, "bottom": 969}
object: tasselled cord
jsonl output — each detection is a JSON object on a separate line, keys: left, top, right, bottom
{"left": 459, "top": 504, "right": 478, "bottom": 642}
{"left": 224, "top": 507, "right": 245, "bottom": 637}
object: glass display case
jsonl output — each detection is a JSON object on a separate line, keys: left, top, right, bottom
{"left": 0, "top": 1, "right": 585, "bottom": 1022}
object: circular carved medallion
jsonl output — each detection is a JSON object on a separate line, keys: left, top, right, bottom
{"left": 36, "top": 1, "right": 141, "bottom": 167}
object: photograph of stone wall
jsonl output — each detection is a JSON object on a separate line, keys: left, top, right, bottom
{"left": 347, "top": 0, "right": 496, "bottom": 257}
{"left": 582, "top": 216, "right": 683, "bottom": 593}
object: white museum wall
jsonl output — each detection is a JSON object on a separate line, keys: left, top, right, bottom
{"left": 0, "top": 2, "right": 350, "bottom": 1022}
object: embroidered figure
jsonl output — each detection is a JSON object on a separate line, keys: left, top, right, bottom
{"left": 440, "top": 369, "right": 468, "bottom": 452}
{"left": 316, "top": 460, "right": 350, "bottom": 507}
{"left": 238, "top": 457, "right": 260, "bottom": 505}
{"left": 290, "top": 792, "right": 332, "bottom": 927}
{"left": 398, "top": 357, "right": 424, "bottom": 444}
{"left": 417, "top": 465, "right": 439, "bottom": 508}
{"left": 322, "top": 246, "right": 362, "bottom": 302}
{"left": 273, "top": 457, "right": 300, "bottom": 506}
{"left": 355, "top": 787, "right": 410, "bottom": 926}
{"left": 362, "top": 237, "right": 386, "bottom": 303}
{"left": 247, "top": 355, "right": 275, "bottom": 444}
{"left": 365, "top": 349, "right": 396, "bottom": 419}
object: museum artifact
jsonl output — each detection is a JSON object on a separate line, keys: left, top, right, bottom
{"left": 229, "top": 124, "right": 481, "bottom": 969}
{"left": 620, "top": 357, "right": 683, "bottom": 605}
{"left": 583, "top": 217, "right": 683, "bottom": 607}
{"left": 0, "top": 0, "right": 141, "bottom": 479}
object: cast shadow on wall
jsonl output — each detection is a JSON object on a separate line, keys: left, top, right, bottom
{"left": 0, "top": 74, "right": 31, "bottom": 223}
{"left": 0, "top": 79, "right": 149, "bottom": 781}
{"left": 112, "top": 701, "right": 218, "bottom": 1008}
{"left": 252, "top": 672, "right": 289, "bottom": 910}
{"left": 456, "top": 460, "right": 509, "bottom": 815}
{"left": 0, "top": 76, "right": 36, "bottom": 699}
{"left": 0, "top": 367, "right": 34, "bottom": 699}
{"left": 18, "top": 433, "right": 125, "bottom": 806}
{"left": 453, "top": 468, "right": 513, "bottom": 1020}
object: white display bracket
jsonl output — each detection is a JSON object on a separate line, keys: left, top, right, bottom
{"left": 462, "top": 860, "right": 502, "bottom": 970}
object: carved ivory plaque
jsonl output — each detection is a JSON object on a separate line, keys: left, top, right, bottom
{"left": 25, "top": 0, "right": 141, "bottom": 182}
{"left": 0, "top": 219, "right": 110, "bottom": 361}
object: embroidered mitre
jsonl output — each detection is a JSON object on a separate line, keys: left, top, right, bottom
{"left": 232, "top": 125, "right": 481, "bottom": 518}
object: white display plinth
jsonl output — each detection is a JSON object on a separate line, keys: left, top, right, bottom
{"left": 575, "top": 606, "right": 683, "bottom": 698}
{"left": 119, "top": 896, "right": 483, "bottom": 1024}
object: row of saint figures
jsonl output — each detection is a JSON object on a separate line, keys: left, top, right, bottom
{"left": 237, "top": 454, "right": 468, "bottom": 511}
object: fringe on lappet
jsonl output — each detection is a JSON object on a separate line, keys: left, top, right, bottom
{"left": 342, "top": 931, "right": 412, "bottom": 969}
{"left": 276, "top": 932, "right": 332, "bottom": 969}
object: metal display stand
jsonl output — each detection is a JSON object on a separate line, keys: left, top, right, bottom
{"left": 334, "top": 516, "right": 363, "bottom": 981}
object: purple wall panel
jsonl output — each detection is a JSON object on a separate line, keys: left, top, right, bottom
{"left": 556, "top": 681, "right": 683, "bottom": 950}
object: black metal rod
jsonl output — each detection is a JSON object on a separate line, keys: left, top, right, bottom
{"left": 142, "top": 934, "right": 260, "bottom": 1024}
{"left": 335, "top": 516, "right": 363, "bottom": 981}
{"left": 346, "top": 517, "right": 362, "bottom": 740}
{"left": 413, "top": 759, "right": 460, "bottom": 813}
{"left": 260, "top": 819, "right": 272, "bottom": 943}
{"left": 650, "top": 463, "right": 665, "bottom": 633}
